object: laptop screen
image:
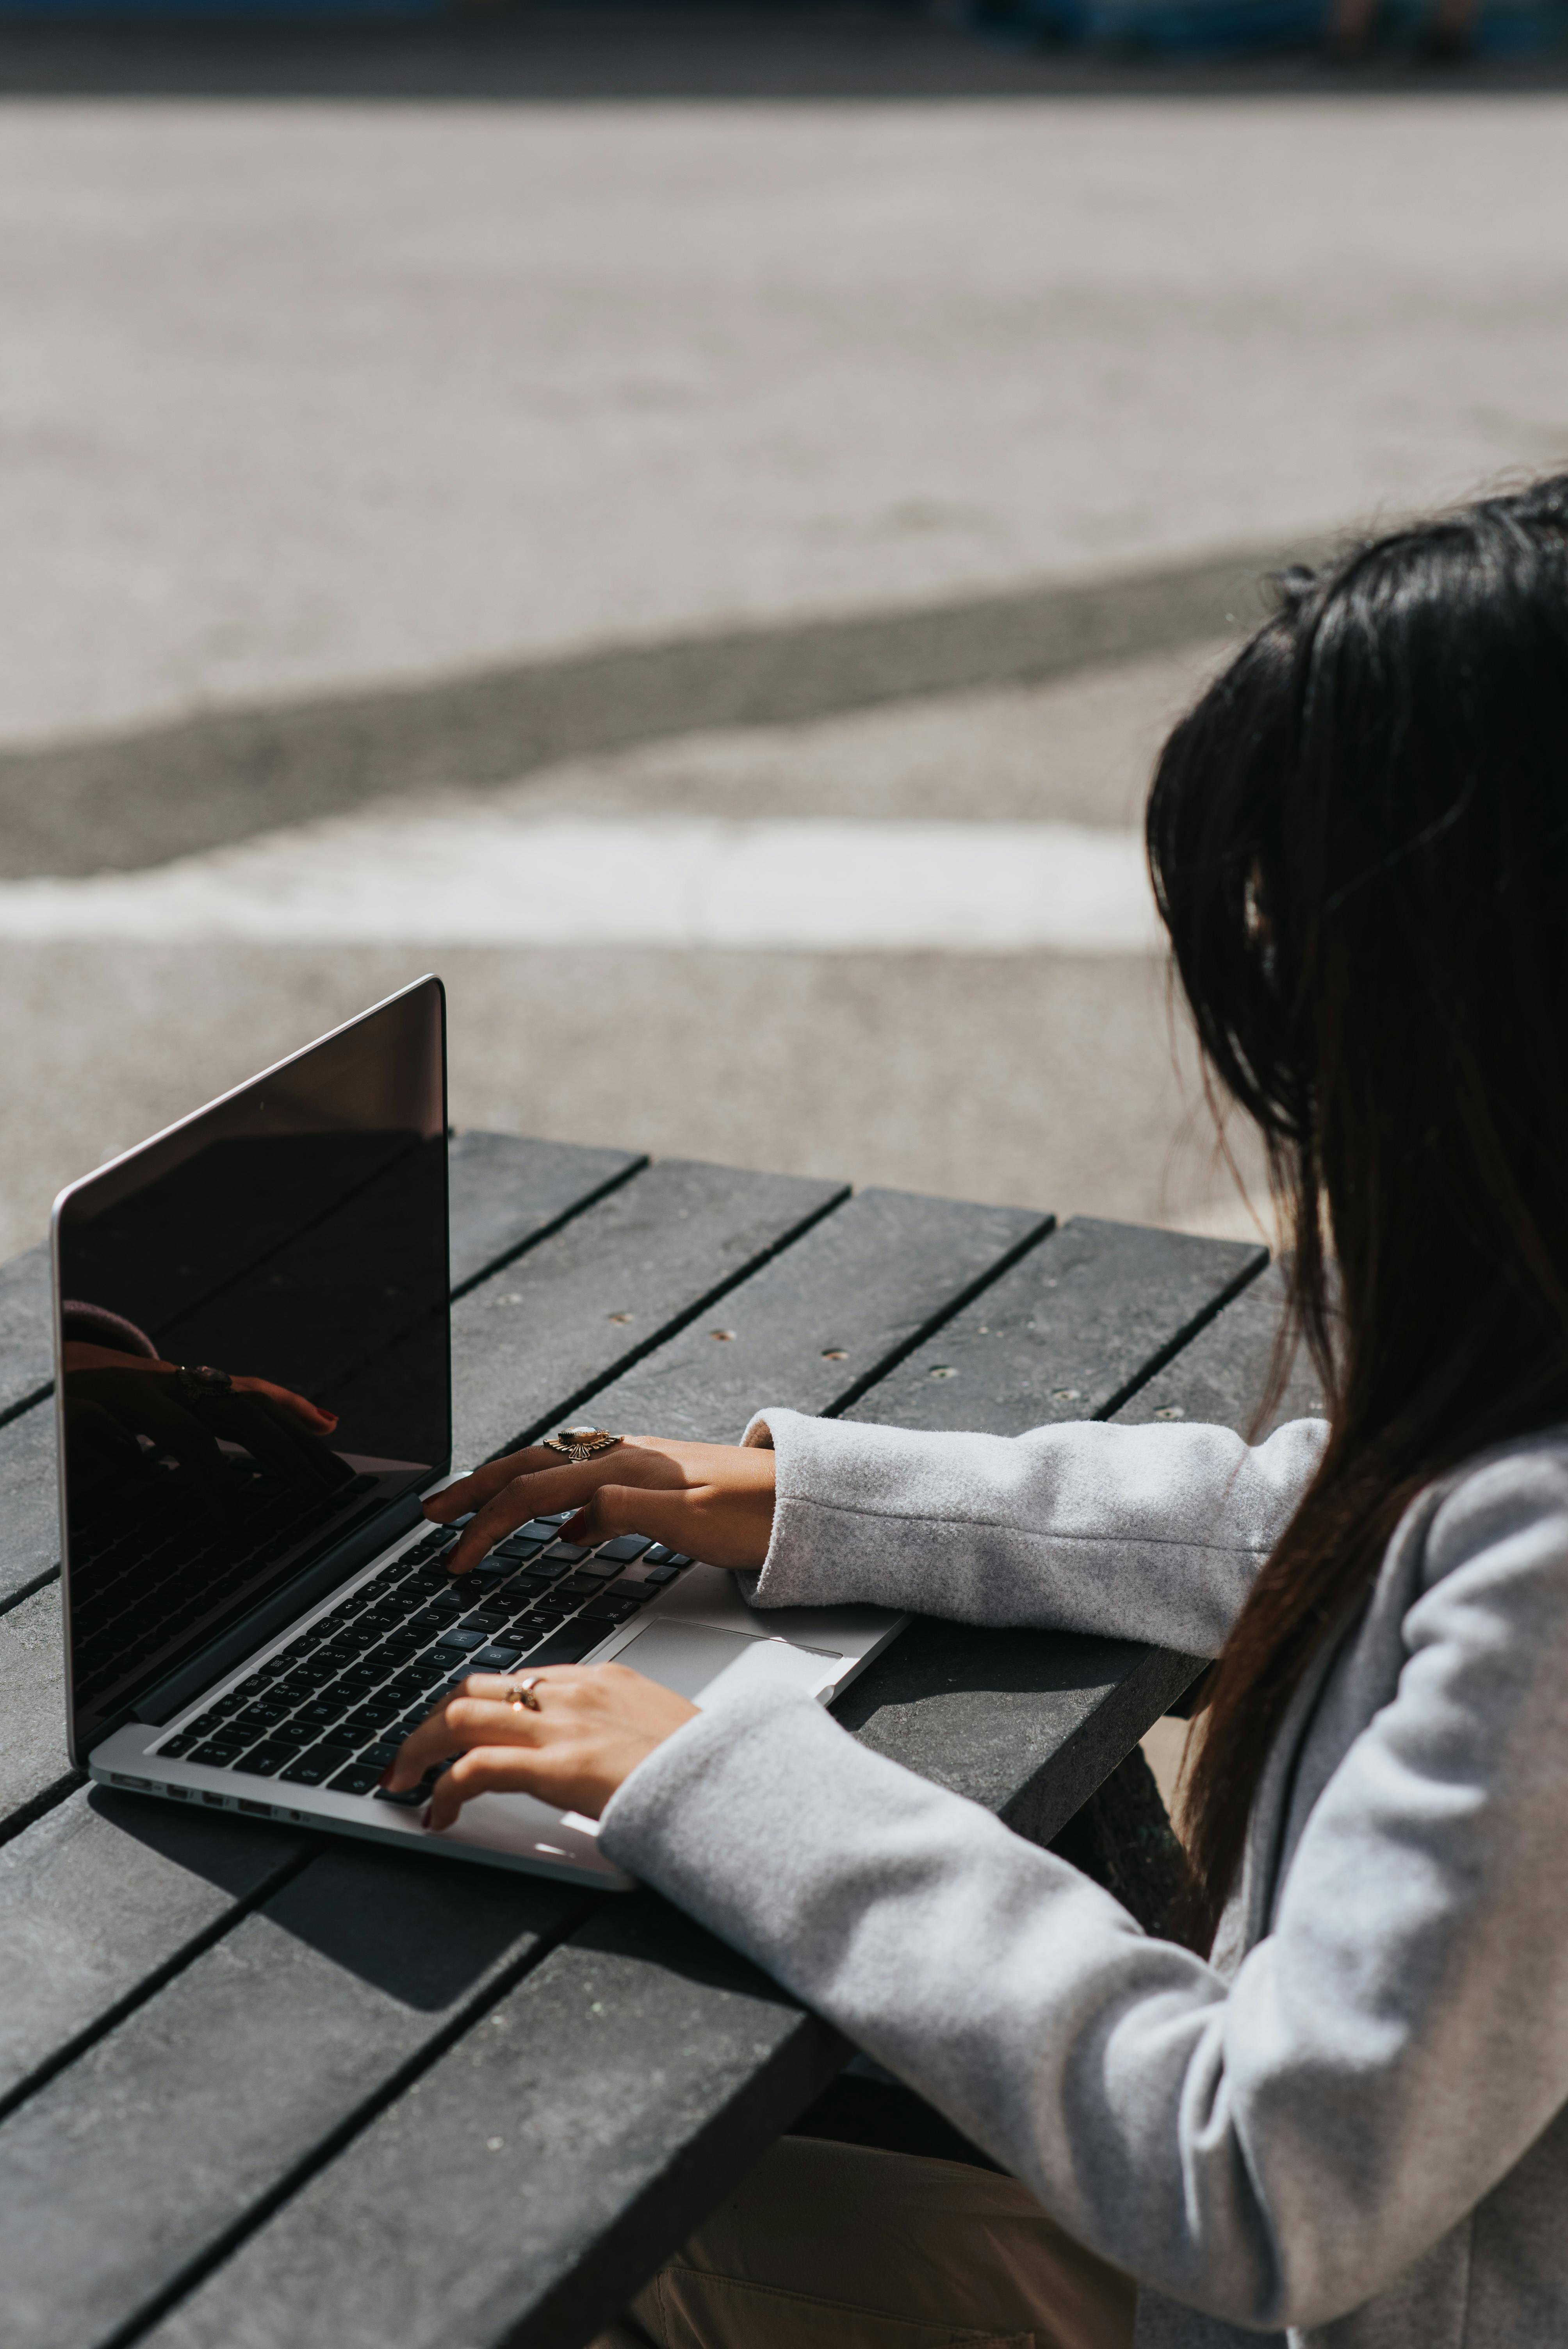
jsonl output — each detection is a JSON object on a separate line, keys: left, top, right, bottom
{"left": 54, "top": 979, "right": 451, "bottom": 1761}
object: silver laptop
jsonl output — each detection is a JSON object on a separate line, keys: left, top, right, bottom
{"left": 56, "top": 978, "right": 905, "bottom": 1888}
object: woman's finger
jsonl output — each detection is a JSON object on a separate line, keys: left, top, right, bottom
{"left": 385, "top": 1678, "right": 538, "bottom": 1786}
{"left": 425, "top": 1746, "right": 563, "bottom": 1831}
{"left": 425, "top": 1449, "right": 559, "bottom": 1518}
{"left": 438, "top": 1446, "right": 688, "bottom": 1574}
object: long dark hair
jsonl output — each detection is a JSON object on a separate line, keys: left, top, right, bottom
{"left": 1147, "top": 477, "right": 1568, "bottom": 1943}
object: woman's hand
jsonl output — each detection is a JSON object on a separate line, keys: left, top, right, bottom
{"left": 426, "top": 1436, "right": 776, "bottom": 1577}
{"left": 60, "top": 1343, "right": 337, "bottom": 1435}
{"left": 384, "top": 1665, "right": 698, "bottom": 1829}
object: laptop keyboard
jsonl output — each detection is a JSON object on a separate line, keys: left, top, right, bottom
{"left": 151, "top": 1517, "right": 693, "bottom": 1801}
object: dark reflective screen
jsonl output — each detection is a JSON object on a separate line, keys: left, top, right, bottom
{"left": 56, "top": 980, "right": 449, "bottom": 1758}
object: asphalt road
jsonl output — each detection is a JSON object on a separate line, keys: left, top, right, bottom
{"left": 3, "top": 10, "right": 1565, "bottom": 1265}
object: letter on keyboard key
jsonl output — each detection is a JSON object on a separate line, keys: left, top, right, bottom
{"left": 328, "top": 1763, "right": 384, "bottom": 1797}
{"left": 471, "top": 1643, "right": 522, "bottom": 1669}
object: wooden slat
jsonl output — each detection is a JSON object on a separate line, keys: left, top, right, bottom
{"left": 583, "top": 1187, "right": 1048, "bottom": 1440}
{"left": 0, "top": 1844, "right": 588, "bottom": 2349}
{"left": 0, "top": 1404, "right": 62, "bottom": 1615}
{"left": 0, "top": 1788, "right": 308, "bottom": 2116}
{"left": 450, "top": 1158, "right": 848, "bottom": 1465}
{"left": 0, "top": 1585, "right": 79, "bottom": 1850}
{"left": 0, "top": 1243, "right": 51, "bottom": 1426}
{"left": 0, "top": 1153, "right": 847, "bottom": 2138}
{"left": 446, "top": 1131, "right": 642, "bottom": 1295}
{"left": 1113, "top": 1260, "right": 1325, "bottom": 1437}
{"left": 140, "top": 1217, "right": 1268, "bottom": 2349}
{"left": 851, "top": 1215, "right": 1265, "bottom": 1435}
{"left": 143, "top": 1900, "right": 846, "bottom": 2349}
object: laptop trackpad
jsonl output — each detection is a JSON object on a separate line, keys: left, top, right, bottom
{"left": 614, "top": 1620, "right": 841, "bottom": 1706}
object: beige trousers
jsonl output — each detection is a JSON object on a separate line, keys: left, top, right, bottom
{"left": 598, "top": 2135, "right": 1136, "bottom": 2349}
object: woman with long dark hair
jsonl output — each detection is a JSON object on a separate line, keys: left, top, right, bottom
{"left": 391, "top": 477, "right": 1568, "bottom": 2345}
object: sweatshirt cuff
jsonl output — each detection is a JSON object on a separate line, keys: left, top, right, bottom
{"left": 597, "top": 1672, "right": 840, "bottom": 1918}
{"left": 738, "top": 1405, "right": 943, "bottom": 1611}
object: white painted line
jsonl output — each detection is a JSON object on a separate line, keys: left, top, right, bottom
{"left": 0, "top": 813, "right": 1163, "bottom": 955}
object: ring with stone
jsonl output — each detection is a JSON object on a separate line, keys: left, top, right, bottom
{"left": 540, "top": 1427, "right": 622, "bottom": 1466}
{"left": 506, "top": 1677, "right": 543, "bottom": 1714}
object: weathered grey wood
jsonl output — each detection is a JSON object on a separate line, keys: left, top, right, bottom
{"left": 0, "top": 1584, "right": 78, "bottom": 1848}
{"left": 0, "top": 1243, "right": 51, "bottom": 1426}
{"left": 0, "top": 1788, "right": 308, "bottom": 2114}
{"left": 834, "top": 1625, "right": 1201, "bottom": 1851}
{"left": 447, "top": 1132, "right": 642, "bottom": 1296}
{"left": 143, "top": 1898, "right": 846, "bottom": 2349}
{"left": 584, "top": 1187, "right": 1048, "bottom": 1442}
{"left": 8, "top": 1182, "right": 1034, "bottom": 2348}
{"left": 0, "top": 1842, "right": 588, "bottom": 2349}
{"left": 1114, "top": 1260, "right": 1326, "bottom": 1438}
{"left": 451, "top": 1158, "right": 848, "bottom": 1465}
{"left": 0, "top": 1156, "right": 849, "bottom": 2129}
{"left": 0, "top": 1402, "right": 62, "bottom": 1614}
{"left": 849, "top": 1215, "right": 1265, "bottom": 1435}
{"left": 130, "top": 1209, "right": 1262, "bottom": 2349}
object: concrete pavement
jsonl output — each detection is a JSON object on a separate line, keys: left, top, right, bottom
{"left": 2, "top": 19, "right": 1563, "bottom": 1266}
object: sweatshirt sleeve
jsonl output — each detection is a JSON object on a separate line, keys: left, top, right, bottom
{"left": 739, "top": 1410, "right": 1329, "bottom": 1659}
{"left": 599, "top": 1447, "right": 1568, "bottom": 2333}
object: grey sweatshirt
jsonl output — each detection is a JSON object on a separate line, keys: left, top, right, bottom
{"left": 597, "top": 1409, "right": 1568, "bottom": 2348}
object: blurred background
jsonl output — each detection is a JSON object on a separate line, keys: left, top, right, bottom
{"left": 2, "top": 0, "right": 1568, "bottom": 1260}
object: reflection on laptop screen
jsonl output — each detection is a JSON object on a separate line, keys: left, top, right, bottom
{"left": 55, "top": 980, "right": 450, "bottom": 1761}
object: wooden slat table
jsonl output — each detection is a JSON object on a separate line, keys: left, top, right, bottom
{"left": 0, "top": 1134, "right": 1294, "bottom": 2349}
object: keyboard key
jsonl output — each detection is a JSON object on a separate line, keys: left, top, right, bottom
{"left": 232, "top": 1703, "right": 290, "bottom": 1735}
{"left": 526, "top": 1559, "right": 571, "bottom": 1583}
{"left": 544, "top": 1542, "right": 590, "bottom": 1565}
{"left": 327, "top": 1763, "right": 384, "bottom": 1796}
{"left": 461, "top": 1608, "right": 508, "bottom": 1634}
{"left": 581, "top": 1599, "right": 640, "bottom": 1626}
{"left": 294, "top": 1697, "right": 345, "bottom": 1727}
{"left": 597, "top": 1535, "right": 653, "bottom": 1563}
{"left": 574, "top": 1558, "right": 624, "bottom": 1582}
{"left": 278, "top": 1752, "right": 341, "bottom": 1787}
{"left": 360, "top": 1741, "right": 403, "bottom": 1769}
{"left": 493, "top": 1536, "right": 544, "bottom": 1565}
{"left": 643, "top": 1548, "right": 692, "bottom": 1571}
{"left": 158, "top": 1730, "right": 199, "bottom": 1758}
{"left": 190, "top": 1739, "right": 246, "bottom": 1767}
{"left": 235, "top": 1745, "right": 296, "bottom": 1779}
{"left": 374, "top": 1774, "right": 438, "bottom": 1809}
{"left": 558, "top": 1576, "right": 602, "bottom": 1600}
{"left": 435, "top": 1626, "right": 487, "bottom": 1653}
{"left": 527, "top": 1625, "right": 603, "bottom": 1666}
{"left": 644, "top": 1565, "right": 681, "bottom": 1587}
{"left": 471, "top": 1644, "right": 522, "bottom": 1669}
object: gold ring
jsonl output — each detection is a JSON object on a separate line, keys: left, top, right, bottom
{"left": 506, "top": 1677, "right": 543, "bottom": 1714}
{"left": 541, "top": 1427, "right": 622, "bottom": 1465}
